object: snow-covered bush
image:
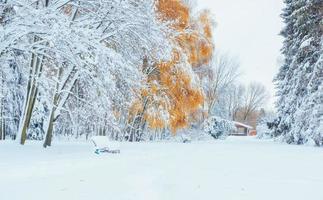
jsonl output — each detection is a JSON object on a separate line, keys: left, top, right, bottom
{"left": 257, "top": 123, "right": 272, "bottom": 139}
{"left": 203, "top": 116, "right": 236, "bottom": 139}
{"left": 257, "top": 112, "right": 276, "bottom": 139}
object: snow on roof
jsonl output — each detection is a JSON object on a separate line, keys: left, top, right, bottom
{"left": 233, "top": 121, "right": 253, "bottom": 129}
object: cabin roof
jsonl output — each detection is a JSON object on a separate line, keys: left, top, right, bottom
{"left": 233, "top": 121, "right": 253, "bottom": 129}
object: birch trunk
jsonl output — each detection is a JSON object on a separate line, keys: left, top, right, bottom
{"left": 18, "top": 0, "right": 49, "bottom": 145}
{"left": 43, "top": 104, "right": 56, "bottom": 148}
{"left": 0, "top": 69, "right": 3, "bottom": 140}
{"left": 0, "top": 106, "right": 2, "bottom": 141}
{"left": 19, "top": 51, "right": 43, "bottom": 145}
{"left": 43, "top": 67, "right": 61, "bottom": 148}
{"left": 43, "top": 4, "right": 80, "bottom": 147}
{"left": 129, "top": 97, "right": 148, "bottom": 142}
{"left": 43, "top": 67, "right": 78, "bottom": 148}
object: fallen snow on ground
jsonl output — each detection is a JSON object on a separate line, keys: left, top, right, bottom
{"left": 0, "top": 137, "right": 322, "bottom": 200}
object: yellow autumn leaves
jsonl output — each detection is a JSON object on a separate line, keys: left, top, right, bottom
{"left": 129, "top": 0, "right": 214, "bottom": 133}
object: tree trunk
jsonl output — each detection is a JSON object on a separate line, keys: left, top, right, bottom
{"left": 128, "top": 98, "right": 148, "bottom": 142}
{"left": 0, "top": 95, "right": 2, "bottom": 141}
{"left": 0, "top": 63, "right": 3, "bottom": 140}
{"left": 19, "top": 48, "right": 44, "bottom": 145}
{"left": 3, "top": 120, "right": 5, "bottom": 140}
{"left": 43, "top": 106, "right": 56, "bottom": 148}
{"left": 0, "top": 118, "right": 2, "bottom": 141}
{"left": 43, "top": 67, "right": 61, "bottom": 148}
{"left": 18, "top": 1, "right": 50, "bottom": 145}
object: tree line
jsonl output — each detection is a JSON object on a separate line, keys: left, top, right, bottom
{"left": 0, "top": 0, "right": 268, "bottom": 146}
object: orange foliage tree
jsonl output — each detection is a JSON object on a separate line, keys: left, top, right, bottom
{"left": 128, "top": 0, "right": 214, "bottom": 136}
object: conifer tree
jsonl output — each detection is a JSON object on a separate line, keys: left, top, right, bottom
{"left": 273, "top": 0, "right": 323, "bottom": 145}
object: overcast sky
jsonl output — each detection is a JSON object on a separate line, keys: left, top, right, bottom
{"left": 197, "top": 0, "right": 284, "bottom": 109}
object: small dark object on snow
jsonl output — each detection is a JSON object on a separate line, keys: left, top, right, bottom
{"left": 91, "top": 136, "right": 121, "bottom": 155}
{"left": 181, "top": 135, "right": 191, "bottom": 143}
{"left": 182, "top": 139, "right": 191, "bottom": 143}
{"left": 95, "top": 147, "right": 120, "bottom": 155}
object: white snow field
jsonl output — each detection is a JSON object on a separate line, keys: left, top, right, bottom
{"left": 1, "top": 137, "right": 323, "bottom": 200}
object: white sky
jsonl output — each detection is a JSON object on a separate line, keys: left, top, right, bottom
{"left": 197, "top": 0, "right": 284, "bottom": 109}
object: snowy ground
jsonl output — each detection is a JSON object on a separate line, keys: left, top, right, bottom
{"left": 1, "top": 137, "right": 322, "bottom": 200}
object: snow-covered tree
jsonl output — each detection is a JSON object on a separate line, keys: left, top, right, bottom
{"left": 0, "top": 0, "right": 173, "bottom": 146}
{"left": 273, "top": 0, "right": 323, "bottom": 145}
{"left": 125, "top": 0, "right": 215, "bottom": 141}
{"left": 203, "top": 116, "right": 236, "bottom": 139}
{"left": 201, "top": 51, "right": 240, "bottom": 118}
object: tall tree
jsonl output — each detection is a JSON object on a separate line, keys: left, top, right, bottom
{"left": 202, "top": 52, "right": 240, "bottom": 117}
{"left": 273, "top": 0, "right": 323, "bottom": 145}
{"left": 126, "top": 0, "right": 215, "bottom": 140}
